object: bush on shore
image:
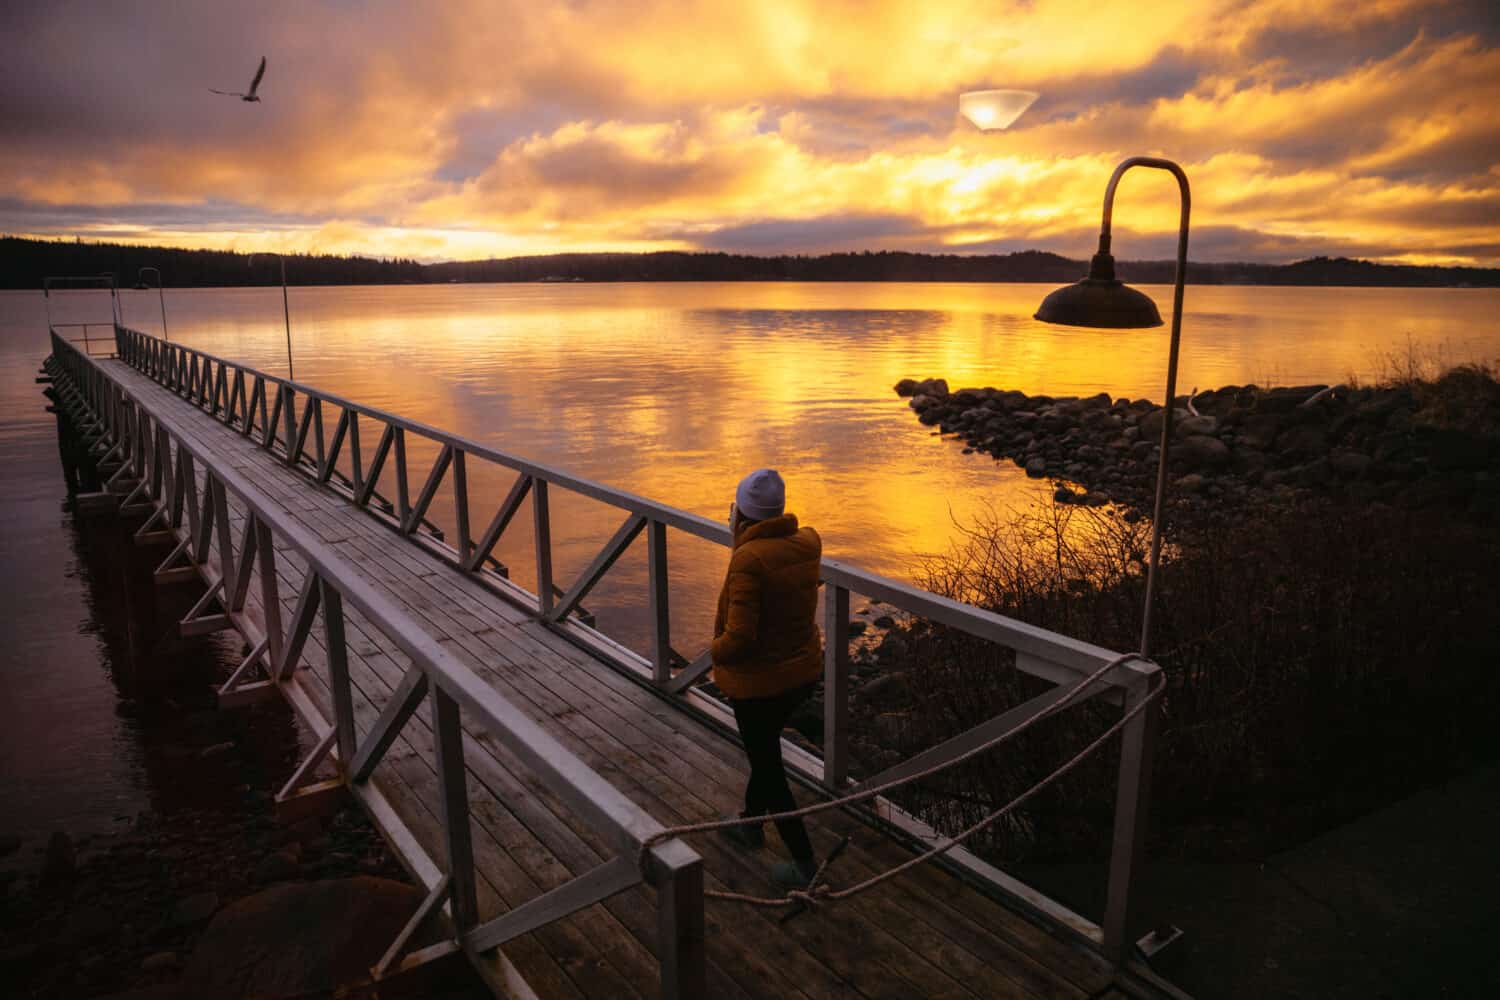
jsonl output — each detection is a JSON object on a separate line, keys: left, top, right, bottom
{"left": 872, "top": 366, "right": 1500, "bottom": 864}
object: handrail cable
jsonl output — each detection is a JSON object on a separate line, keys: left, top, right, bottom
{"left": 640, "top": 651, "right": 1163, "bottom": 909}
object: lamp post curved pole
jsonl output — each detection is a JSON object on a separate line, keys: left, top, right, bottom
{"left": 248, "top": 252, "right": 294, "bottom": 381}
{"left": 1098, "top": 157, "right": 1191, "bottom": 660}
{"left": 138, "top": 266, "right": 169, "bottom": 341}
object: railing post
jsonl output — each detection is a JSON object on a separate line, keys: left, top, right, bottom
{"left": 453, "top": 449, "right": 472, "bottom": 565}
{"left": 321, "top": 581, "right": 358, "bottom": 769}
{"left": 432, "top": 683, "right": 479, "bottom": 933}
{"left": 393, "top": 426, "right": 410, "bottom": 523}
{"left": 822, "top": 583, "right": 850, "bottom": 788}
{"left": 651, "top": 841, "right": 706, "bottom": 1000}
{"left": 1101, "top": 673, "right": 1160, "bottom": 962}
{"left": 348, "top": 411, "right": 363, "bottom": 498}
{"left": 282, "top": 387, "right": 297, "bottom": 465}
{"left": 647, "top": 520, "right": 671, "bottom": 683}
{"left": 533, "top": 480, "right": 554, "bottom": 615}
{"left": 256, "top": 517, "right": 284, "bottom": 666}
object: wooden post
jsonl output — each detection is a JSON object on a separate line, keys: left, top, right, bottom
{"left": 348, "top": 411, "right": 363, "bottom": 498}
{"left": 652, "top": 842, "right": 706, "bottom": 1000}
{"left": 452, "top": 449, "right": 471, "bottom": 565}
{"left": 533, "top": 480, "right": 553, "bottom": 616}
{"left": 1101, "top": 674, "right": 1160, "bottom": 961}
{"left": 321, "top": 581, "right": 358, "bottom": 769}
{"left": 282, "top": 386, "right": 297, "bottom": 466}
{"left": 647, "top": 520, "right": 671, "bottom": 683}
{"left": 432, "top": 684, "right": 479, "bottom": 933}
{"left": 822, "top": 583, "right": 850, "bottom": 788}
{"left": 393, "top": 426, "right": 410, "bottom": 524}
{"left": 256, "top": 517, "right": 284, "bottom": 666}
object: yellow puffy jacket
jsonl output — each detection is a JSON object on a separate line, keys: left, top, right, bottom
{"left": 711, "top": 513, "right": 823, "bottom": 700}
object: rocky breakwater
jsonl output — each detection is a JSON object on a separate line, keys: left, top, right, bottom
{"left": 895, "top": 372, "right": 1500, "bottom": 516}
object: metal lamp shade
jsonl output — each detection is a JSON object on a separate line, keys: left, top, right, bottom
{"left": 1034, "top": 278, "right": 1163, "bottom": 329}
{"left": 959, "top": 89, "right": 1039, "bottom": 131}
{"left": 1033, "top": 251, "right": 1163, "bottom": 329}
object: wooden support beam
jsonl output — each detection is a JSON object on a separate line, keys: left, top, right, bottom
{"left": 273, "top": 778, "right": 348, "bottom": 824}
{"left": 179, "top": 613, "right": 232, "bottom": 636}
{"left": 372, "top": 877, "right": 454, "bottom": 981}
{"left": 322, "top": 582, "right": 358, "bottom": 769}
{"left": 321, "top": 408, "right": 349, "bottom": 484}
{"left": 356, "top": 423, "right": 394, "bottom": 506}
{"left": 217, "top": 637, "right": 269, "bottom": 703}
{"left": 464, "top": 473, "right": 532, "bottom": 572}
{"left": 277, "top": 727, "right": 337, "bottom": 802}
{"left": 465, "top": 857, "right": 640, "bottom": 954}
{"left": 229, "top": 514, "right": 259, "bottom": 612}
{"left": 664, "top": 651, "right": 713, "bottom": 696}
{"left": 432, "top": 683, "right": 478, "bottom": 933}
{"left": 274, "top": 572, "right": 322, "bottom": 680}
{"left": 350, "top": 665, "right": 429, "bottom": 783}
{"left": 218, "top": 679, "right": 279, "bottom": 709}
{"left": 403, "top": 443, "right": 452, "bottom": 535}
{"left": 544, "top": 513, "right": 645, "bottom": 624}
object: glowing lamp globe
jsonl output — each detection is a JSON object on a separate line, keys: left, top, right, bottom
{"left": 959, "top": 89, "right": 1039, "bottom": 131}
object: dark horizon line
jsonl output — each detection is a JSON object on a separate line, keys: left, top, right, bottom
{"left": 3, "top": 234, "right": 1498, "bottom": 289}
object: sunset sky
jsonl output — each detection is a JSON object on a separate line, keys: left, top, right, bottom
{"left": 2, "top": 1, "right": 1497, "bottom": 265}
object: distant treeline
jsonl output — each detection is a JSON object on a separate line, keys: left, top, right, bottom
{"left": 4, "top": 235, "right": 1497, "bottom": 289}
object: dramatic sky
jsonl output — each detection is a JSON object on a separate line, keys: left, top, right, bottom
{"left": 3, "top": 0, "right": 1497, "bottom": 264}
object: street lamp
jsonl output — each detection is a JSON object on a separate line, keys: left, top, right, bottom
{"left": 1033, "top": 156, "right": 1191, "bottom": 659}
{"left": 248, "top": 252, "right": 295, "bottom": 381}
{"left": 958, "top": 89, "right": 1038, "bottom": 131}
{"left": 136, "top": 266, "right": 169, "bottom": 341}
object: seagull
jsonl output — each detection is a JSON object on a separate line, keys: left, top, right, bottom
{"left": 210, "top": 56, "right": 266, "bottom": 102}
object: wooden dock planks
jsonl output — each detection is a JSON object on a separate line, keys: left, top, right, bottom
{"left": 96, "top": 356, "right": 1111, "bottom": 1000}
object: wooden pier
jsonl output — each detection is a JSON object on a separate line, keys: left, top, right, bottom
{"left": 43, "top": 324, "right": 1175, "bottom": 999}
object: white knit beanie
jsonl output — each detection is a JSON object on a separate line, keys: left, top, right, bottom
{"left": 735, "top": 468, "right": 785, "bottom": 521}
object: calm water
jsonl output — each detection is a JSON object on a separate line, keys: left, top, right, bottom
{"left": 2, "top": 281, "right": 1497, "bottom": 841}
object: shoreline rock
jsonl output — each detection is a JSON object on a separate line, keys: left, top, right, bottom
{"left": 895, "top": 374, "right": 1500, "bottom": 516}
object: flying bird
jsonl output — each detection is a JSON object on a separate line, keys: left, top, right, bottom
{"left": 210, "top": 56, "right": 266, "bottom": 102}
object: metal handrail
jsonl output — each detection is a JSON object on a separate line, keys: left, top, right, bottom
{"left": 52, "top": 331, "right": 705, "bottom": 995}
{"left": 109, "top": 324, "right": 1159, "bottom": 960}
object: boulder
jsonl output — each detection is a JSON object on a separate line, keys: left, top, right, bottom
{"left": 253, "top": 849, "right": 300, "bottom": 885}
{"left": 1138, "top": 407, "right": 1190, "bottom": 442}
{"left": 169, "top": 891, "right": 220, "bottom": 928}
{"left": 1172, "top": 435, "right": 1231, "bottom": 469}
{"left": 1329, "top": 449, "right": 1373, "bottom": 477}
{"left": 1024, "top": 457, "right": 1047, "bottom": 477}
{"left": 1279, "top": 424, "right": 1329, "bottom": 460}
{"left": 179, "top": 878, "right": 426, "bottom": 999}
{"left": 914, "top": 377, "right": 949, "bottom": 398}
{"left": 1174, "top": 414, "right": 1219, "bottom": 438}
{"left": 893, "top": 379, "right": 921, "bottom": 397}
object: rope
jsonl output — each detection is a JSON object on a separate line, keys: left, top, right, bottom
{"left": 639, "top": 651, "right": 1163, "bottom": 910}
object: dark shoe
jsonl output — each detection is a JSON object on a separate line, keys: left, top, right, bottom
{"left": 770, "top": 858, "right": 819, "bottom": 890}
{"left": 719, "top": 815, "right": 765, "bottom": 851}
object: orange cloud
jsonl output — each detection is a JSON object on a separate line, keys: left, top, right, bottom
{"left": 2, "top": 0, "right": 1497, "bottom": 264}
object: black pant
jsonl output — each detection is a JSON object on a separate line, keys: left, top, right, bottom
{"left": 731, "top": 683, "right": 816, "bottom": 864}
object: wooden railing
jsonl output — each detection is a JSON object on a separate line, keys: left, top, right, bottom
{"left": 52, "top": 331, "right": 706, "bottom": 996}
{"left": 110, "top": 324, "right": 1161, "bottom": 961}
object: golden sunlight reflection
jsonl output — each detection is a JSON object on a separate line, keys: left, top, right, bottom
{"left": 81, "top": 281, "right": 1500, "bottom": 651}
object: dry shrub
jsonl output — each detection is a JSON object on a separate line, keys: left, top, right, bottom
{"left": 895, "top": 493, "right": 1500, "bottom": 863}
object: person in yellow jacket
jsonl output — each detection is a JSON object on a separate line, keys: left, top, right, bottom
{"left": 712, "top": 468, "right": 823, "bottom": 889}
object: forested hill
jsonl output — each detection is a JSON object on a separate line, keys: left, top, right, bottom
{"left": 4, "top": 236, "right": 1497, "bottom": 289}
